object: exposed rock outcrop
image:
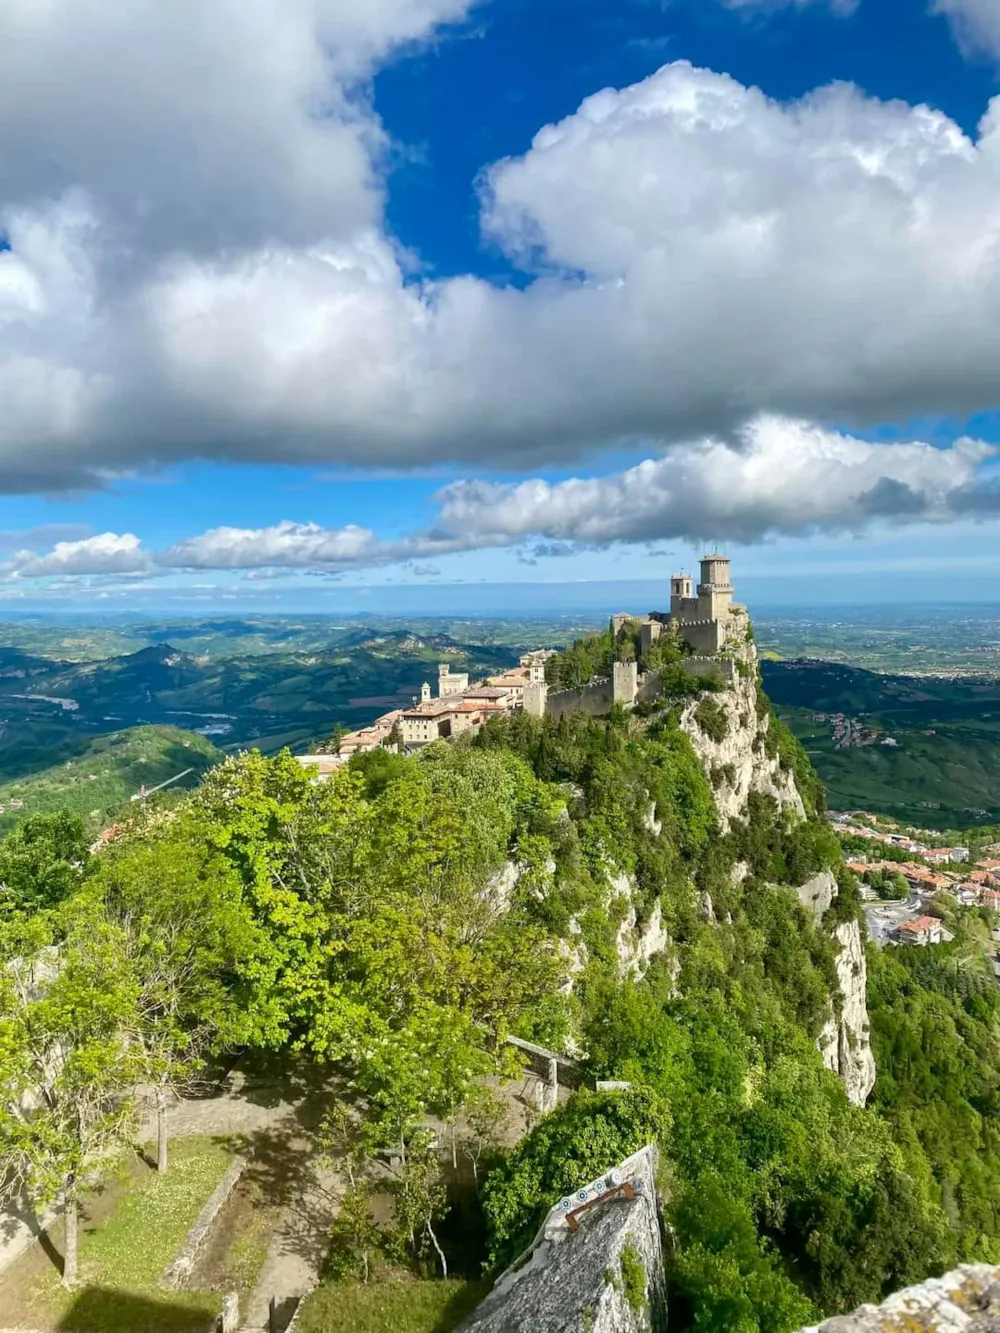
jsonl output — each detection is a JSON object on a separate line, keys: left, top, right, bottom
{"left": 819, "top": 918, "right": 876, "bottom": 1107}
{"left": 679, "top": 653, "right": 875, "bottom": 1106}
{"left": 797, "top": 1264, "right": 1000, "bottom": 1331}
{"left": 679, "top": 646, "right": 804, "bottom": 833}
{"left": 456, "top": 1146, "right": 665, "bottom": 1333}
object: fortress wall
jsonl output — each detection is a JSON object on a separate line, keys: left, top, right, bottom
{"left": 545, "top": 678, "right": 614, "bottom": 719}
{"left": 686, "top": 657, "right": 736, "bottom": 684}
{"left": 637, "top": 659, "right": 735, "bottom": 703}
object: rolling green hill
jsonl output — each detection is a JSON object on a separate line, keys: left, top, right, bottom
{"left": 761, "top": 658, "right": 1000, "bottom": 825}
{"left": 0, "top": 725, "right": 223, "bottom": 835}
{"left": 0, "top": 635, "right": 524, "bottom": 765}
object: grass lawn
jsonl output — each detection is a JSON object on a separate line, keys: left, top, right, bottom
{"left": 297, "top": 1277, "right": 492, "bottom": 1333}
{"left": 0, "top": 1135, "right": 241, "bottom": 1333}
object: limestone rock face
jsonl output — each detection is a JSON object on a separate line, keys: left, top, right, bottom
{"left": 456, "top": 1147, "right": 665, "bottom": 1333}
{"left": 679, "top": 645, "right": 804, "bottom": 833}
{"left": 797, "top": 1264, "right": 1000, "bottom": 1332}
{"left": 796, "top": 870, "right": 837, "bottom": 919}
{"left": 679, "top": 652, "right": 875, "bottom": 1106}
{"left": 616, "top": 897, "right": 672, "bottom": 982}
{"left": 819, "top": 918, "right": 876, "bottom": 1107}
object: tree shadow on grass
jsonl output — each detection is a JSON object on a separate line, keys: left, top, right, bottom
{"left": 55, "top": 1286, "right": 217, "bottom": 1333}
{"left": 428, "top": 1279, "right": 493, "bottom": 1333}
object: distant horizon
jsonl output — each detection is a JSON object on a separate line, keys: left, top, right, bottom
{"left": 0, "top": 577, "right": 998, "bottom": 622}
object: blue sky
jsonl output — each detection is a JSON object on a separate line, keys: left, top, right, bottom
{"left": 4, "top": 0, "right": 1000, "bottom": 610}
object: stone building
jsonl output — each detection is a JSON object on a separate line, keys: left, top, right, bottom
{"left": 438, "top": 664, "right": 470, "bottom": 697}
{"left": 612, "top": 553, "right": 747, "bottom": 658}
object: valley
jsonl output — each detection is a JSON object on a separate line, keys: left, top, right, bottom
{"left": 4, "top": 605, "right": 1000, "bottom": 837}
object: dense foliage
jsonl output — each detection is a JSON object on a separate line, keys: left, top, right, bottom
{"left": 6, "top": 638, "right": 1000, "bottom": 1325}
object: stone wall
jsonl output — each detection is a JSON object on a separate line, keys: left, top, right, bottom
{"left": 545, "top": 677, "right": 614, "bottom": 720}
{"left": 796, "top": 1265, "right": 1000, "bottom": 1331}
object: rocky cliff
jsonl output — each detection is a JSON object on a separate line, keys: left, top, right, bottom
{"left": 797, "top": 1265, "right": 1000, "bottom": 1331}
{"left": 457, "top": 1146, "right": 666, "bottom": 1333}
{"left": 677, "top": 650, "right": 803, "bottom": 833}
{"left": 678, "top": 645, "right": 876, "bottom": 1107}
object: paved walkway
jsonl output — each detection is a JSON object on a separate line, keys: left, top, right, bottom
{"left": 241, "top": 1154, "right": 343, "bottom": 1331}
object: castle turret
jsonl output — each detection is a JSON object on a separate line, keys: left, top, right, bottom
{"left": 697, "top": 554, "right": 733, "bottom": 620}
{"left": 670, "top": 574, "right": 694, "bottom": 617}
{"left": 421, "top": 681, "right": 432, "bottom": 703}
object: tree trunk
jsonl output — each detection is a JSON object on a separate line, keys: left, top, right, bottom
{"left": 62, "top": 1179, "right": 78, "bottom": 1289}
{"left": 156, "top": 1087, "right": 168, "bottom": 1174}
{"left": 451, "top": 1119, "right": 457, "bottom": 1170}
{"left": 426, "top": 1218, "right": 447, "bottom": 1279}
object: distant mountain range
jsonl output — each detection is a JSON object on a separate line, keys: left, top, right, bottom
{"left": 0, "top": 626, "right": 526, "bottom": 794}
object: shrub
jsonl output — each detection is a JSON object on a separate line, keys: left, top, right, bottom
{"left": 619, "top": 1241, "right": 647, "bottom": 1313}
{"left": 695, "top": 698, "right": 729, "bottom": 744}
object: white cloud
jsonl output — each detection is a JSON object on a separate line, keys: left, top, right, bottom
{"left": 163, "top": 520, "right": 385, "bottom": 569}
{"left": 12, "top": 532, "right": 153, "bottom": 577}
{"left": 8, "top": 48, "right": 1000, "bottom": 486}
{"left": 0, "top": 0, "right": 471, "bottom": 262}
{"left": 430, "top": 418, "right": 998, "bottom": 546}
{"left": 3, "top": 417, "right": 996, "bottom": 588}
{"left": 932, "top": 0, "right": 1000, "bottom": 59}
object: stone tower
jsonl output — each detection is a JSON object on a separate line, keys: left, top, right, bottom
{"left": 670, "top": 574, "right": 694, "bottom": 617}
{"left": 697, "top": 554, "right": 733, "bottom": 620}
{"left": 421, "top": 681, "right": 432, "bottom": 703}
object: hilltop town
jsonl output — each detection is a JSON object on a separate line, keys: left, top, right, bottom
{"left": 298, "top": 554, "right": 749, "bottom": 774}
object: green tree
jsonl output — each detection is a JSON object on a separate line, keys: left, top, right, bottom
{"left": 392, "top": 1128, "right": 450, "bottom": 1277}
{"left": 0, "top": 812, "right": 90, "bottom": 920}
{"left": 0, "top": 923, "right": 141, "bottom": 1287}
{"left": 81, "top": 818, "right": 268, "bottom": 1173}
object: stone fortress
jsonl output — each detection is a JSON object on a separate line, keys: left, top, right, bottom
{"left": 614, "top": 552, "right": 747, "bottom": 657}
{"left": 546, "top": 552, "right": 749, "bottom": 720}
{"left": 301, "top": 553, "right": 746, "bottom": 769}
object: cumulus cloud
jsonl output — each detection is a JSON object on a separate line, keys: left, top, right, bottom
{"left": 9, "top": 39, "right": 1000, "bottom": 487}
{"left": 12, "top": 532, "right": 153, "bottom": 578}
{"left": 430, "top": 418, "right": 998, "bottom": 546}
{"left": 3, "top": 417, "right": 996, "bottom": 587}
{"left": 932, "top": 0, "right": 1000, "bottom": 58}
{"left": 163, "top": 520, "right": 385, "bottom": 569}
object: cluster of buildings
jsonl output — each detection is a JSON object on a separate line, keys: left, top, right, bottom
{"left": 816, "top": 715, "right": 896, "bottom": 749}
{"left": 831, "top": 812, "right": 968, "bottom": 863}
{"left": 296, "top": 652, "right": 557, "bottom": 776}
{"left": 833, "top": 812, "right": 1000, "bottom": 948}
{"left": 296, "top": 554, "right": 746, "bottom": 779}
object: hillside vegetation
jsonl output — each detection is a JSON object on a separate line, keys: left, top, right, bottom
{"left": 763, "top": 658, "right": 1000, "bottom": 824}
{"left": 2, "top": 635, "right": 1000, "bottom": 1331}
{"left": 0, "top": 725, "right": 221, "bottom": 834}
{"left": 0, "top": 634, "right": 524, "bottom": 781}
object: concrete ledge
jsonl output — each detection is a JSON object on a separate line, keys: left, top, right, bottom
{"left": 160, "top": 1151, "right": 251, "bottom": 1291}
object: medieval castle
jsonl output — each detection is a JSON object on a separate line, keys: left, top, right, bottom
{"left": 299, "top": 555, "right": 744, "bottom": 769}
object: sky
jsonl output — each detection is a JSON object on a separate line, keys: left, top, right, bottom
{"left": 5, "top": 0, "right": 1000, "bottom": 611}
